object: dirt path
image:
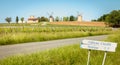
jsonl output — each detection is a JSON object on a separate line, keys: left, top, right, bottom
{"left": 0, "top": 35, "right": 108, "bottom": 59}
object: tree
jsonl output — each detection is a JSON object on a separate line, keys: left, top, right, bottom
{"left": 69, "top": 15, "right": 75, "bottom": 21}
{"left": 37, "top": 17, "right": 41, "bottom": 23}
{"left": 105, "top": 10, "right": 120, "bottom": 27}
{"left": 91, "top": 19, "right": 97, "bottom": 21}
{"left": 74, "top": 16, "right": 77, "bottom": 21}
{"left": 21, "top": 17, "right": 24, "bottom": 23}
{"left": 97, "top": 10, "right": 120, "bottom": 27}
{"left": 16, "top": 16, "right": 19, "bottom": 24}
{"left": 40, "top": 16, "right": 49, "bottom": 22}
{"left": 97, "top": 14, "right": 109, "bottom": 21}
{"left": 55, "top": 16, "right": 59, "bottom": 22}
{"left": 5, "top": 17, "right": 11, "bottom": 24}
{"left": 63, "top": 17, "right": 69, "bottom": 21}
{"left": 59, "top": 17, "right": 63, "bottom": 21}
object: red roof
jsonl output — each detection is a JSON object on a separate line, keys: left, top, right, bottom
{"left": 28, "top": 18, "right": 38, "bottom": 21}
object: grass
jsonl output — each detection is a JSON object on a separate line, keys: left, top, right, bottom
{"left": 0, "top": 25, "right": 112, "bottom": 33}
{"left": 0, "top": 24, "right": 112, "bottom": 45}
{"left": 0, "top": 29, "right": 120, "bottom": 65}
{"left": 0, "top": 31, "right": 110, "bottom": 45}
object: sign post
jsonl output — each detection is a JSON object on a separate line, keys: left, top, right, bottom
{"left": 80, "top": 39, "right": 117, "bottom": 65}
{"left": 102, "top": 51, "right": 107, "bottom": 65}
{"left": 87, "top": 49, "right": 91, "bottom": 65}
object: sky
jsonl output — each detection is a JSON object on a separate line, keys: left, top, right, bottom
{"left": 0, "top": 0, "right": 120, "bottom": 23}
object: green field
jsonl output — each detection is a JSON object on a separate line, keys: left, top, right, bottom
{"left": 0, "top": 29, "right": 119, "bottom": 65}
{"left": 0, "top": 24, "right": 112, "bottom": 45}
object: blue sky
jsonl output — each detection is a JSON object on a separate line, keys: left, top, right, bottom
{"left": 0, "top": 0, "right": 120, "bottom": 22}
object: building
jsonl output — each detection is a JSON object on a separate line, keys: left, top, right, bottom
{"left": 18, "top": 21, "right": 26, "bottom": 23}
{"left": 27, "top": 16, "right": 38, "bottom": 23}
{"left": 49, "top": 16, "right": 54, "bottom": 22}
{"left": 77, "top": 15, "right": 82, "bottom": 22}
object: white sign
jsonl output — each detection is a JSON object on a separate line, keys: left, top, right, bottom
{"left": 80, "top": 40, "right": 117, "bottom": 52}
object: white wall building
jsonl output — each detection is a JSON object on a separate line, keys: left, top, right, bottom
{"left": 27, "top": 16, "right": 38, "bottom": 23}
{"left": 77, "top": 15, "right": 82, "bottom": 22}
{"left": 49, "top": 16, "right": 54, "bottom": 22}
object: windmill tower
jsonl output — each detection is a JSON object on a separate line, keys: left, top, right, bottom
{"left": 77, "top": 12, "right": 82, "bottom": 22}
{"left": 47, "top": 12, "right": 54, "bottom": 22}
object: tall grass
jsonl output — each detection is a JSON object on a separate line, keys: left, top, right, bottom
{"left": 0, "top": 25, "right": 113, "bottom": 45}
{"left": 0, "top": 29, "right": 119, "bottom": 65}
{"left": 0, "top": 31, "right": 110, "bottom": 45}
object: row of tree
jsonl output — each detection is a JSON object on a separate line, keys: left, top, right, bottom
{"left": 93, "top": 10, "right": 120, "bottom": 27}
{"left": 37, "top": 17, "right": 49, "bottom": 22}
{"left": 5, "top": 17, "right": 24, "bottom": 24}
{"left": 38, "top": 16, "right": 77, "bottom": 22}
{"left": 5, "top": 15, "right": 77, "bottom": 23}
{"left": 55, "top": 16, "right": 77, "bottom": 22}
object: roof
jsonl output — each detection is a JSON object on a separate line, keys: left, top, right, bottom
{"left": 49, "top": 16, "right": 53, "bottom": 18}
{"left": 28, "top": 18, "right": 38, "bottom": 21}
{"left": 28, "top": 16, "right": 38, "bottom": 21}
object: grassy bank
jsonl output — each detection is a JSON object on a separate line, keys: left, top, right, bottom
{"left": 0, "top": 31, "right": 110, "bottom": 45}
{"left": 0, "top": 30, "right": 119, "bottom": 65}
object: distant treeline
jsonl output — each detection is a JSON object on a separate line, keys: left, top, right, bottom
{"left": 92, "top": 10, "right": 120, "bottom": 27}
{"left": 4, "top": 15, "right": 78, "bottom": 24}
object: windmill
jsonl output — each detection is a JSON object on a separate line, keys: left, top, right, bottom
{"left": 47, "top": 12, "right": 54, "bottom": 22}
{"left": 77, "top": 11, "right": 82, "bottom": 22}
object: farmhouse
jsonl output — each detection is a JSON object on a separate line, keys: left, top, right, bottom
{"left": 27, "top": 16, "right": 38, "bottom": 23}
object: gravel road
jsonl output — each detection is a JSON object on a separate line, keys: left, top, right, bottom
{"left": 0, "top": 35, "right": 108, "bottom": 59}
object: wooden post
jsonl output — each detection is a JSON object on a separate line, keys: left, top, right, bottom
{"left": 102, "top": 51, "right": 107, "bottom": 65}
{"left": 87, "top": 49, "right": 91, "bottom": 65}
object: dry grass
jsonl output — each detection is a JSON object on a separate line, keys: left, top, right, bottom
{"left": 49, "top": 21, "right": 106, "bottom": 27}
